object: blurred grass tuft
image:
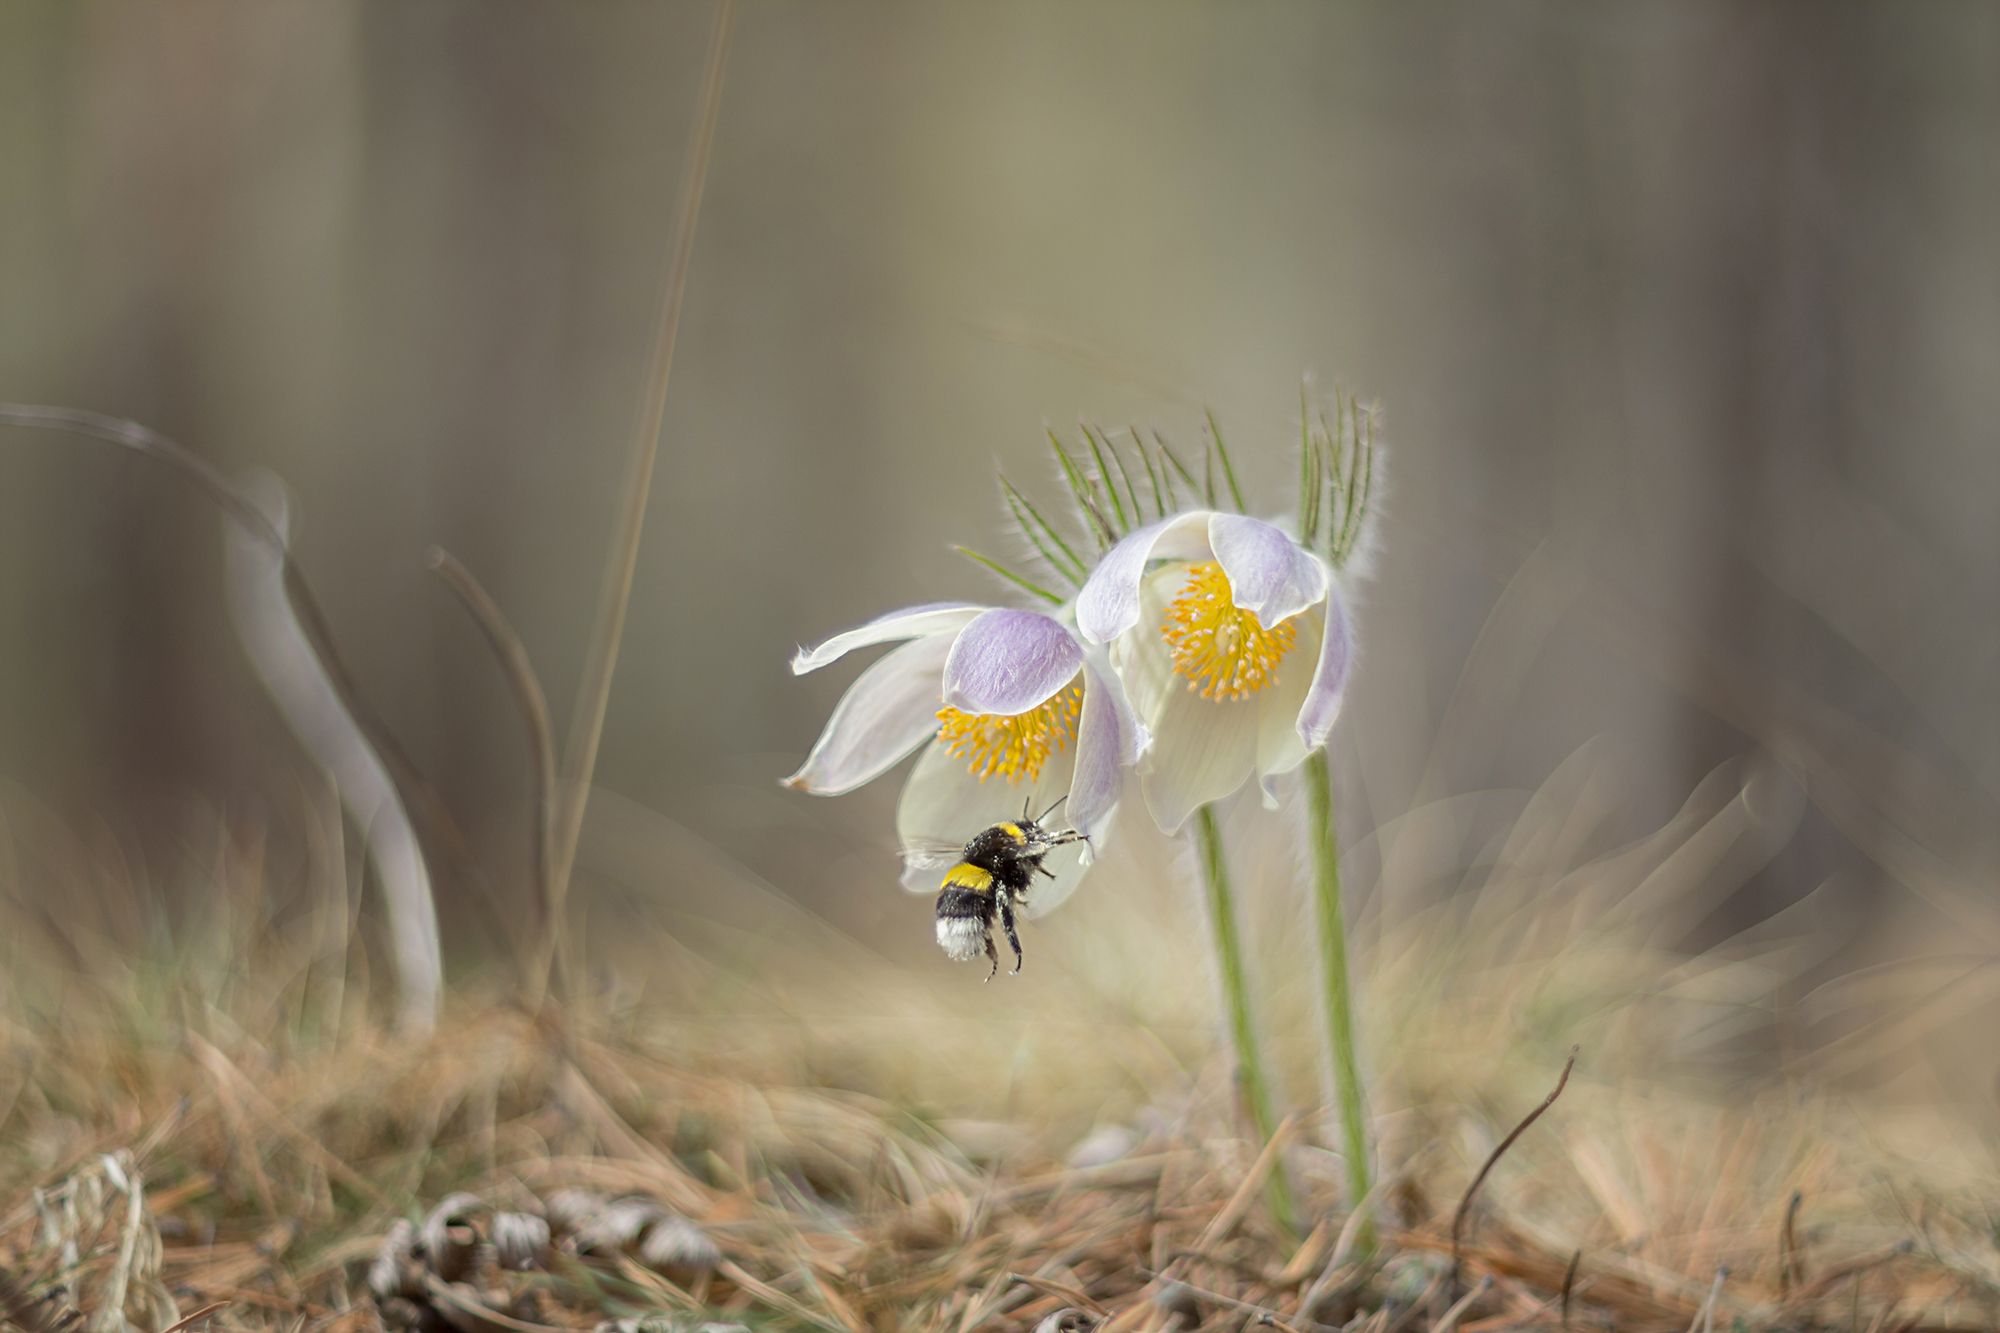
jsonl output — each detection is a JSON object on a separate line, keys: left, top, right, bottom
{"left": 4, "top": 741, "right": 1997, "bottom": 1330}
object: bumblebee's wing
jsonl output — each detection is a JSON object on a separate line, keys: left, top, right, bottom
{"left": 898, "top": 839, "right": 966, "bottom": 894}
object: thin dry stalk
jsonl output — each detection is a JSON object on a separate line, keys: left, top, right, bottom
{"left": 157, "top": 1301, "right": 229, "bottom": 1333}
{"left": 1433, "top": 1276, "right": 1492, "bottom": 1333}
{"left": 1009, "top": 1275, "right": 1110, "bottom": 1319}
{"left": 426, "top": 549, "right": 560, "bottom": 1009}
{"left": 1450, "top": 1047, "right": 1579, "bottom": 1294}
{"left": 1785, "top": 1242, "right": 1916, "bottom": 1306}
{"left": 1685, "top": 1269, "right": 1727, "bottom": 1333}
{"left": 1145, "top": 1276, "right": 1308, "bottom": 1333}
{"left": 548, "top": 0, "right": 736, "bottom": 930}
{"left": 1193, "top": 1114, "right": 1298, "bottom": 1252}
{"left": 1779, "top": 1190, "right": 1804, "bottom": 1297}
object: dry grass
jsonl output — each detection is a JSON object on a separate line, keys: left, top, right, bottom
{"left": 4, "top": 738, "right": 1998, "bottom": 1333}
{"left": 1, "top": 997, "right": 1995, "bottom": 1333}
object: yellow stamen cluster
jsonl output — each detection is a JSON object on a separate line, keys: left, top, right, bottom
{"left": 936, "top": 683, "right": 1084, "bottom": 784}
{"left": 1161, "top": 561, "right": 1297, "bottom": 699}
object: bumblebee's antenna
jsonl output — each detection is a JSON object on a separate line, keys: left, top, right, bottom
{"left": 1036, "top": 793, "right": 1069, "bottom": 824}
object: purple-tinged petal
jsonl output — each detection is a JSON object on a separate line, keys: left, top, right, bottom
{"left": 1295, "top": 582, "right": 1353, "bottom": 750}
{"left": 1209, "top": 513, "right": 1327, "bottom": 628}
{"left": 791, "top": 603, "right": 984, "bottom": 675}
{"left": 941, "top": 608, "right": 1084, "bottom": 715}
{"left": 782, "top": 634, "right": 951, "bottom": 795}
{"left": 1075, "top": 511, "right": 1213, "bottom": 644}
{"left": 1064, "top": 656, "right": 1140, "bottom": 846}
{"left": 1099, "top": 648, "right": 1150, "bottom": 766}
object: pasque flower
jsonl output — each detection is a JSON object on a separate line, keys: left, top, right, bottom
{"left": 1076, "top": 510, "right": 1353, "bottom": 833}
{"left": 785, "top": 601, "right": 1144, "bottom": 908}
{"left": 782, "top": 397, "right": 1378, "bottom": 1240}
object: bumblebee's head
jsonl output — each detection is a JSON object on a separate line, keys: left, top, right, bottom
{"left": 965, "top": 815, "right": 1086, "bottom": 872}
{"left": 1011, "top": 816, "right": 1086, "bottom": 857}
{"left": 1011, "top": 794, "right": 1089, "bottom": 858}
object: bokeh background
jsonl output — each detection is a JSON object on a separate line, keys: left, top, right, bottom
{"left": 2, "top": 5, "right": 1996, "bottom": 1123}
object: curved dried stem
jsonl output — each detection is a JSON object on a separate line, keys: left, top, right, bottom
{"left": 1451, "top": 1046, "right": 1579, "bottom": 1295}
{"left": 427, "top": 548, "right": 562, "bottom": 1012}
{"left": 0, "top": 403, "right": 450, "bottom": 1031}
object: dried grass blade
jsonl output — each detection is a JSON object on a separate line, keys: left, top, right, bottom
{"left": 1009, "top": 1275, "right": 1110, "bottom": 1318}
{"left": 157, "top": 1301, "right": 229, "bottom": 1333}
{"left": 550, "top": 0, "right": 735, "bottom": 914}
{"left": 427, "top": 549, "right": 561, "bottom": 1009}
{"left": 1194, "top": 1113, "right": 1298, "bottom": 1252}
{"left": 1451, "top": 1048, "right": 1578, "bottom": 1295}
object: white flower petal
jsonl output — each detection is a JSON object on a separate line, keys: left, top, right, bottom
{"left": 1209, "top": 513, "right": 1328, "bottom": 629}
{"left": 1074, "top": 511, "right": 1214, "bottom": 644}
{"left": 791, "top": 603, "right": 984, "bottom": 675}
{"left": 783, "top": 634, "right": 950, "bottom": 795}
{"left": 1137, "top": 683, "right": 1261, "bottom": 835}
{"left": 1255, "top": 607, "right": 1323, "bottom": 806}
{"left": 1107, "top": 563, "right": 1188, "bottom": 720}
{"left": 1296, "top": 581, "right": 1354, "bottom": 750}
{"left": 940, "top": 608, "right": 1084, "bottom": 715}
{"left": 1116, "top": 564, "right": 1264, "bottom": 833}
{"left": 1065, "top": 656, "right": 1136, "bottom": 846}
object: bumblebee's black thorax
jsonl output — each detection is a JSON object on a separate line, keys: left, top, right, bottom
{"left": 958, "top": 820, "right": 1042, "bottom": 893}
{"left": 932, "top": 813, "right": 1083, "bottom": 979}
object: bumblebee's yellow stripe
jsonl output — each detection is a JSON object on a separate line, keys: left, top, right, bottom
{"left": 941, "top": 863, "right": 994, "bottom": 893}
{"left": 996, "top": 822, "right": 1023, "bottom": 841}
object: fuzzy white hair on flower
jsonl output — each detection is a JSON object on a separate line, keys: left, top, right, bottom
{"left": 785, "top": 601, "right": 1144, "bottom": 914}
{"left": 1075, "top": 509, "right": 1354, "bottom": 834}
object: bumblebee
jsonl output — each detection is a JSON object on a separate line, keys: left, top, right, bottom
{"left": 932, "top": 797, "right": 1087, "bottom": 980}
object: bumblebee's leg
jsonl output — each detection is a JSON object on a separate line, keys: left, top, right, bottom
{"left": 982, "top": 930, "right": 999, "bottom": 983}
{"left": 1035, "top": 861, "right": 1057, "bottom": 880}
{"left": 999, "top": 895, "right": 1024, "bottom": 975}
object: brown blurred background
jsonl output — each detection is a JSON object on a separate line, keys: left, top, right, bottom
{"left": 1, "top": 4, "right": 1995, "bottom": 1090}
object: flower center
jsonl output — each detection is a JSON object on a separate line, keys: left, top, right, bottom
{"left": 1161, "top": 561, "right": 1297, "bottom": 700}
{"left": 935, "top": 682, "right": 1084, "bottom": 784}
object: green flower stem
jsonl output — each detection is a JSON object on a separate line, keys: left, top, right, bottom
{"left": 1304, "top": 750, "right": 1373, "bottom": 1244}
{"left": 1192, "top": 805, "right": 1300, "bottom": 1240}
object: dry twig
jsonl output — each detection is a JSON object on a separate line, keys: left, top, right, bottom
{"left": 1779, "top": 1190, "right": 1804, "bottom": 1297}
{"left": 1451, "top": 1047, "right": 1579, "bottom": 1295}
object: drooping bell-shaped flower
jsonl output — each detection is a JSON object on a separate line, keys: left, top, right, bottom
{"left": 786, "top": 602, "right": 1144, "bottom": 911}
{"left": 1076, "top": 510, "right": 1353, "bottom": 834}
